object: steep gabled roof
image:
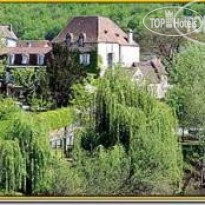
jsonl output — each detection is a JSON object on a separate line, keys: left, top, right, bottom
{"left": 53, "top": 16, "right": 138, "bottom": 46}
{"left": 128, "top": 65, "right": 160, "bottom": 84}
{"left": 0, "top": 26, "right": 18, "bottom": 40}
{"left": 126, "top": 58, "right": 166, "bottom": 84}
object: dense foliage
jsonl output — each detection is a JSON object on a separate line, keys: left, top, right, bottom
{"left": 167, "top": 44, "right": 205, "bottom": 129}
{"left": 12, "top": 68, "right": 52, "bottom": 107}
{"left": 165, "top": 44, "right": 205, "bottom": 191}
{"left": 0, "top": 99, "right": 51, "bottom": 194}
{"left": 0, "top": 3, "right": 162, "bottom": 40}
{"left": 0, "top": 99, "right": 75, "bottom": 195}
{"left": 47, "top": 44, "right": 88, "bottom": 107}
{"left": 34, "top": 107, "right": 74, "bottom": 131}
{"left": 73, "top": 68, "right": 183, "bottom": 194}
{"left": 0, "top": 67, "right": 183, "bottom": 195}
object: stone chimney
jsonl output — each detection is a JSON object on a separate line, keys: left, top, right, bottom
{"left": 26, "top": 41, "right": 32, "bottom": 47}
{"left": 127, "top": 29, "right": 133, "bottom": 44}
{"left": 8, "top": 24, "right": 13, "bottom": 32}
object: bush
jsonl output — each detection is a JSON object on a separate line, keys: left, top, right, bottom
{"left": 75, "top": 144, "right": 130, "bottom": 195}
{"left": 34, "top": 107, "right": 75, "bottom": 131}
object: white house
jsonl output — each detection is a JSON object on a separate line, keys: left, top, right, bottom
{"left": 52, "top": 16, "right": 140, "bottom": 73}
{"left": 0, "top": 25, "right": 18, "bottom": 47}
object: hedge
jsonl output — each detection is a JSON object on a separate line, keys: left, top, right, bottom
{"left": 34, "top": 107, "right": 75, "bottom": 131}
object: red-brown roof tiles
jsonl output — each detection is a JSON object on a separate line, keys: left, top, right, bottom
{"left": 53, "top": 16, "right": 138, "bottom": 46}
{"left": 0, "top": 40, "right": 52, "bottom": 55}
{"left": 17, "top": 40, "right": 51, "bottom": 47}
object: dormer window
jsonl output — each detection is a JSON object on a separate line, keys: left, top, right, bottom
{"left": 37, "top": 54, "right": 45, "bottom": 65}
{"left": 21, "top": 54, "right": 29, "bottom": 65}
{"left": 65, "top": 33, "right": 73, "bottom": 47}
{"left": 78, "top": 33, "right": 86, "bottom": 47}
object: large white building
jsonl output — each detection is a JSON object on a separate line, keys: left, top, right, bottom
{"left": 52, "top": 16, "right": 140, "bottom": 72}
{"left": 53, "top": 16, "right": 170, "bottom": 99}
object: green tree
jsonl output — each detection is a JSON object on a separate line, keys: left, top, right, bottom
{"left": 73, "top": 68, "right": 183, "bottom": 194}
{"left": 0, "top": 99, "right": 51, "bottom": 194}
{"left": 47, "top": 44, "right": 87, "bottom": 107}
{"left": 166, "top": 44, "right": 205, "bottom": 192}
{"left": 166, "top": 44, "right": 205, "bottom": 129}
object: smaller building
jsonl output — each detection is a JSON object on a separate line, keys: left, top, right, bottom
{"left": 127, "top": 57, "right": 169, "bottom": 99}
{"left": 0, "top": 25, "right": 18, "bottom": 47}
{"left": 0, "top": 40, "right": 52, "bottom": 67}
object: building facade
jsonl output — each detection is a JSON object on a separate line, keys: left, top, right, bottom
{"left": 0, "top": 40, "right": 52, "bottom": 67}
{"left": 0, "top": 26, "right": 52, "bottom": 67}
{"left": 52, "top": 16, "right": 140, "bottom": 74}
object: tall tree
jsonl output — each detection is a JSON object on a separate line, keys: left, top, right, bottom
{"left": 47, "top": 44, "right": 87, "bottom": 107}
{"left": 73, "top": 68, "right": 183, "bottom": 194}
{"left": 166, "top": 44, "right": 205, "bottom": 130}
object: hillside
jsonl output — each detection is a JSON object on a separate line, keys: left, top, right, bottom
{"left": 0, "top": 3, "right": 165, "bottom": 40}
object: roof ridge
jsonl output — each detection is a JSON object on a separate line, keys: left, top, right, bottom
{"left": 18, "top": 40, "right": 50, "bottom": 42}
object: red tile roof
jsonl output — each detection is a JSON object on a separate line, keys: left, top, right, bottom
{"left": 53, "top": 16, "right": 138, "bottom": 46}
{"left": 17, "top": 40, "right": 51, "bottom": 47}
{"left": 0, "top": 40, "right": 52, "bottom": 55}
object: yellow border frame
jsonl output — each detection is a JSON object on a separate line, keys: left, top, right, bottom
{"left": 0, "top": 196, "right": 205, "bottom": 201}
{"left": 0, "top": 196, "right": 204, "bottom": 201}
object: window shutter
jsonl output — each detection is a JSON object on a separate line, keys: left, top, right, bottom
{"left": 8, "top": 54, "right": 15, "bottom": 65}
{"left": 80, "top": 54, "right": 84, "bottom": 64}
{"left": 22, "top": 54, "right": 29, "bottom": 65}
{"left": 86, "top": 54, "right": 90, "bottom": 65}
{"left": 37, "top": 54, "right": 45, "bottom": 65}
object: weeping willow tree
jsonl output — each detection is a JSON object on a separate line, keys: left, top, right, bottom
{"left": 0, "top": 98, "right": 51, "bottom": 195}
{"left": 73, "top": 68, "right": 183, "bottom": 194}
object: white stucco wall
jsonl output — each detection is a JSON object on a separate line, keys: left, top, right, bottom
{"left": 120, "top": 45, "right": 139, "bottom": 67}
{"left": 97, "top": 43, "right": 120, "bottom": 68}
{"left": 6, "top": 38, "right": 17, "bottom": 47}
{"left": 1, "top": 38, "right": 17, "bottom": 47}
{"left": 97, "top": 43, "right": 139, "bottom": 71}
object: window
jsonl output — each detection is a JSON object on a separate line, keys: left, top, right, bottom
{"left": 107, "top": 53, "right": 114, "bottom": 67}
{"left": 21, "top": 54, "right": 29, "bottom": 65}
{"left": 78, "top": 33, "right": 86, "bottom": 47}
{"left": 80, "top": 53, "right": 90, "bottom": 65}
{"left": 65, "top": 33, "right": 73, "bottom": 47}
{"left": 7, "top": 54, "right": 15, "bottom": 65}
{"left": 37, "top": 54, "right": 45, "bottom": 65}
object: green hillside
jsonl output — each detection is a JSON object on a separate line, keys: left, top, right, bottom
{"left": 0, "top": 3, "right": 166, "bottom": 40}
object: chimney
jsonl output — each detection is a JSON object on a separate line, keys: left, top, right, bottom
{"left": 26, "top": 41, "right": 32, "bottom": 47}
{"left": 127, "top": 29, "right": 133, "bottom": 44}
{"left": 8, "top": 24, "right": 12, "bottom": 32}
